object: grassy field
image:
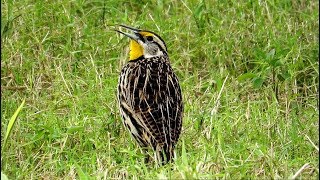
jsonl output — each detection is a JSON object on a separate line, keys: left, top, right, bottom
{"left": 1, "top": 0, "right": 319, "bottom": 179}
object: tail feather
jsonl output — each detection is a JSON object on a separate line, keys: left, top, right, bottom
{"left": 155, "top": 144, "right": 174, "bottom": 165}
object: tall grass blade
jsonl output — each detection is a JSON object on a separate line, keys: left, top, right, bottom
{"left": 1, "top": 172, "right": 9, "bottom": 180}
{"left": 75, "top": 164, "right": 89, "bottom": 180}
{"left": 2, "top": 99, "right": 25, "bottom": 151}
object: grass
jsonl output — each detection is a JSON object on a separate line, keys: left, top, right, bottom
{"left": 1, "top": 0, "right": 318, "bottom": 179}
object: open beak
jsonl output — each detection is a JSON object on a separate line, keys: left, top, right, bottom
{"left": 115, "top": 25, "right": 143, "bottom": 42}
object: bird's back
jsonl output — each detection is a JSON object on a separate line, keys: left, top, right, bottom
{"left": 117, "top": 56, "right": 183, "bottom": 163}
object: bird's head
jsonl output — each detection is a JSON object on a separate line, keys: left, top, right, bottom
{"left": 116, "top": 25, "right": 168, "bottom": 61}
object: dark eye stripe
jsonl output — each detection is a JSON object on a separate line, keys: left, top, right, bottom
{"left": 154, "top": 41, "right": 167, "bottom": 55}
{"left": 135, "top": 32, "right": 145, "bottom": 42}
{"left": 141, "top": 30, "right": 167, "bottom": 51}
{"left": 146, "top": 36, "right": 153, "bottom": 41}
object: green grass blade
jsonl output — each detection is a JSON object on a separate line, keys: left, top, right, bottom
{"left": 1, "top": 172, "right": 9, "bottom": 180}
{"left": 2, "top": 99, "right": 25, "bottom": 151}
{"left": 181, "top": 138, "right": 188, "bottom": 166}
{"left": 75, "top": 164, "right": 89, "bottom": 180}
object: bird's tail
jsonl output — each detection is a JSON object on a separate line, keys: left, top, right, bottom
{"left": 156, "top": 144, "right": 174, "bottom": 165}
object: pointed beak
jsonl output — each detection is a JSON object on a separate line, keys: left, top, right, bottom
{"left": 115, "top": 25, "right": 143, "bottom": 42}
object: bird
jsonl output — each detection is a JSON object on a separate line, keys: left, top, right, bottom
{"left": 115, "top": 25, "right": 183, "bottom": 165}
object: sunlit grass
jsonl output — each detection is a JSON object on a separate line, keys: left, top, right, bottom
{"left": 1, "top": 0, "right": 318, "bottom": 179}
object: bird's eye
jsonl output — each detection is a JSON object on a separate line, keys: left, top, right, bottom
{"left": 146, "top": 36, "right": 153, "bottom": 41}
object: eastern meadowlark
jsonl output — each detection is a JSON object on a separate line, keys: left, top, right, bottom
{"left": 115, "top": 25, "right": 183, "bottom": 165}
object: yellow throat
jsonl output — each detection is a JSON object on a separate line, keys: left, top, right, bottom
{"left": 129, "top": 40, "right": 143, "bottom": 60}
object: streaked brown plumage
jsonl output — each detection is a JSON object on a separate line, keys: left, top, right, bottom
{"left": 116, "top": 25, "right": 183, "bottom": 164}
